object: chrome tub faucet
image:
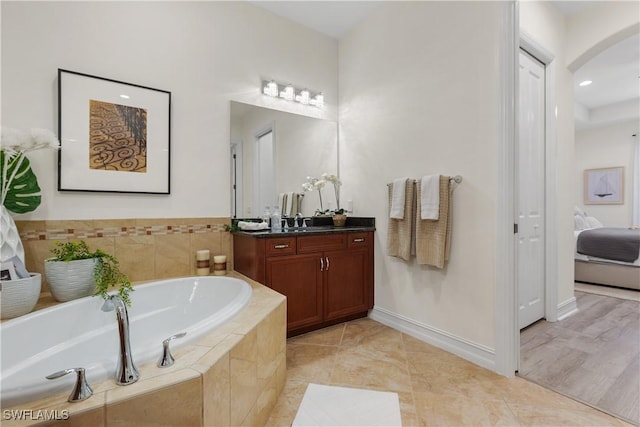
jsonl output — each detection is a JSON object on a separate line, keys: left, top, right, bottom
{"left": 101, "top": 295, "right": 139, "bottom": 385}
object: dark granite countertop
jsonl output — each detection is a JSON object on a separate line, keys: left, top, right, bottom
{"left": 232, "top": 216, "right": 375, "bottom": 238}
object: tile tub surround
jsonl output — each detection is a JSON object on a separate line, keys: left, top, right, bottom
{"left": 2, "top": 272, "right": 286, "bottom": 427}
{"left": 15, "top": 217, "right": 233, "bottom": 297}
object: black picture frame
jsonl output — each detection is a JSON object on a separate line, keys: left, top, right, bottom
{"left": 58, "top": 69, "right": 171, "bottom": 194}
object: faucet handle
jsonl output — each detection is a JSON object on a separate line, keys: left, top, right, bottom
{"left": 46, "top": 368, "right": 93, "bottom": 402}
{"left": 158, "top": 332, "right": 187, "bottom": 368}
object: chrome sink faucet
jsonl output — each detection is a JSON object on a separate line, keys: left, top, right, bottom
{"left": 101, "top": 295, "right": 139, "bottom": 385}
{"left": 294, "top": 213, "right": 304, "bottom": 228}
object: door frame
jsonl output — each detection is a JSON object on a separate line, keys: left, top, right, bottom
{"left": 230, "top": 138, "right": 243, "bottom": 218}
{"left": 495, "top": 1, "right": 558, "bottom": 376}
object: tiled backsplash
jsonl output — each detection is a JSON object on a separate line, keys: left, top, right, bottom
{"left": 15, "top": 218, "right": 232, "bottom": 295}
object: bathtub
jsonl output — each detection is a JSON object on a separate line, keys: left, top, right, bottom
{"left": 1, "top": 276, "right": 252, "bottom": 407}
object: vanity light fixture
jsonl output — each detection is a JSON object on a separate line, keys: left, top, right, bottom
{"left": 262, "top": 80, "right": 324, "bottom": 108}
{"left": 264, "top": 80, "right": 278, "bottom": 97}
{"left": 296, "top": 89, "right": 310, "bottom": 105}
{"left": 280, "top": 84, "right": 295, "bottom": 101}
{"left": 310, "top": 92, "right": 324, "bottom": 107}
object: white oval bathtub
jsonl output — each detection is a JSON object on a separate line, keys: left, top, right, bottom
{"left": 1, "top": 276, "right": 252, "bottom": 407}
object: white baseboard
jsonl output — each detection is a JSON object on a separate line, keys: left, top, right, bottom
{"left": 369, "top": 306, "right": 496, "bottom": 372}
{"left": 556, "top": 296, "right": 578, "bottom": 321}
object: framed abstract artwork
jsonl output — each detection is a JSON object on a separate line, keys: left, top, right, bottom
{"left": 58, "top": 69, "right": 171, "bottom": 194}
{"left": 584, "top": 166, "right": 624, "bottom": 205}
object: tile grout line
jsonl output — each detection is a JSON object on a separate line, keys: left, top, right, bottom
{"left": 400, "top": 332, "right": 419, "bottom": 425}
{"left": 328, "top": 323, "right": 347, "bottom": 387}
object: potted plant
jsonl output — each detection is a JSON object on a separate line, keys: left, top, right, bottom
{"left": 45, "top": 240, "right": 133, "bottom": 305}
{"left": 1, "top": 127, "right": 58, "bottom": 264}
{"left": 0, "top": 127, "right": 58, "bottom": 319}
{"left": 302, "top": 176, "right": 329, "bottom": 216}
{"left": 323, "top": 173, "right": 346, "bottom": 227}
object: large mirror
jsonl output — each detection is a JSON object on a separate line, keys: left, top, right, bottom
{"left": 230, "top": 101, "right": 338, "bottom": 218}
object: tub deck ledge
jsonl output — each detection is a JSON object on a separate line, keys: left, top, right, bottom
{"left": 3, "top": 272, "right": 287, "bottom": 427}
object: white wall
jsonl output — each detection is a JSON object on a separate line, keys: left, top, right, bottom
{"left": 575, "top": 120, "right": 638, "bottom": 226}
{"left": 566, "top": 1, "right": 640, "bottom": 71}
{"left": 339, "top": 1, "right": 503, "bottom": 351}
{"left": 520, "top": 0, "right": 576, "bottom": 308}
{"left": 1, "top": 1, "right": 337, "bottom": 220}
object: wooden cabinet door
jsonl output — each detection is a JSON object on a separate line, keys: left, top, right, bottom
{"left": 323, "top": 247, "right": 370, "bottom": 321}
{"left": 266, "top": 253, "right": 323, "bottom": 331}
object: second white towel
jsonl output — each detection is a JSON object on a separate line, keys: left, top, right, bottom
{"left": 390, "top": 178, "right": 409, "bottom": 219}
{"left": 421, "top": 175, "right": 440, "bottom": 220}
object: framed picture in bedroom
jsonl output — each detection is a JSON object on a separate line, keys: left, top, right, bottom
{"left": 57, "top": 69, "right": 171, "bottom": 194}
{"left": 584, "top": 166, "right": 624, "bottom": 205}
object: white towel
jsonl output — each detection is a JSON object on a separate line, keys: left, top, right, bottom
{"left": 277, "top": 193, "right": 285, "bottom": 214}
{"left": 286, "top": 192, "right": 294, "bottom": 216}
{"left": 390, "top": 178, "right": 408, "bottom": 219}
{"left": 421, "top": 175, "right": 440, "bottom": 220}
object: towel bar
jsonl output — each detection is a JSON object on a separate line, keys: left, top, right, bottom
{"left": 386, "top": 175, "right": 462, "bottom": 186}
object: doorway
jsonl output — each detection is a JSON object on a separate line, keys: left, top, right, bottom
{"left": 253, "top": 125, "right": 276, "bottom": 215}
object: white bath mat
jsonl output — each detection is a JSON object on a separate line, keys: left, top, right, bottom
{"left": 292, "top": 383, "right": 402, "bottom": 426}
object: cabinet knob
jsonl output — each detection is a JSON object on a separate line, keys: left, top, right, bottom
{"left": 273, "top": 244, "right": 289, "bottom": 249}
{"left": 353, "top": 238, "right": 365, "bottom": 243}
{"left": 320, "top": 257, "right": 324, "bottom": 271}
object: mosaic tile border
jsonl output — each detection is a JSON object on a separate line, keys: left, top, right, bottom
{"left": 19, "top": 223, "right": 227, "bottom": 242}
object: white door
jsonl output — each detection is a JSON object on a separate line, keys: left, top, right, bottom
{"left": 518, "top": 50, "right": 546, "bottom": 329}
{"left": 254, "top": 129, "right": 275, "bottom": 215}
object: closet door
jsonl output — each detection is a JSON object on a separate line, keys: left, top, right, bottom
{"left": 518, "top": 50, "right": 546, "bottom": 329}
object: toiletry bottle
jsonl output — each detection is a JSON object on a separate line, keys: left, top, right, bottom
{"left": 271, "top": 206, "right": 281, "bottom": 232}
{"left": 262, "top": 206, "right": 271, "bottom": 225}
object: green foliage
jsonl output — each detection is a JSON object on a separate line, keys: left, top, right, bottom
{"left": 0, "top": 151, "right": 42, "bottom": 214}
{"left": 48, "top": 241, "right": 134, "bottom": 306}
{"left": 224, "top": 221, "right": 240, "bottom": 232}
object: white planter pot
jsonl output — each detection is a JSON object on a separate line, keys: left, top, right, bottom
{"left": 1, "top": 273, "right": 42, "bottom": 319}
{"left": 45, "top": 258, "right": 98, "bottom": 302}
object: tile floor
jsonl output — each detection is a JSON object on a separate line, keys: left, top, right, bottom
{"left": 266, "top": 318, "right": 632, "bottom": 426}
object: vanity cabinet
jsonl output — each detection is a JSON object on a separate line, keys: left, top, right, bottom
{"left": 233, "top": 230, "right": 374, "bottom": 336}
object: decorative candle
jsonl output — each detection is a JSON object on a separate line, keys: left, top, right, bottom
{"left": 213, "top": 255, "right": 227, "bottom": 276}
{"left": 196, "top": 250, "right": 210, "bottom": 276}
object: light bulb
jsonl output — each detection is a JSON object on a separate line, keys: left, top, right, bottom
{"left": 297, "top": 89, "right": 310, "bottom": 105}
{"left": 280, "top": 84, "right": 294, "bottom": 101}
{"left": 264, "top": 81, "right": 278, "bottom": 97}
{"left": 311, "top": 93, "right": 324, "bottom": 107}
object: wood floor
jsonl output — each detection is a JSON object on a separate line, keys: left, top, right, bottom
{"left": 519, "top": 290, "right": 640, "bottom": 425}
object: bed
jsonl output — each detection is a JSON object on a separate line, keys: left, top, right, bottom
{"left": 574, "top": 208, "right": 640, "bottom": 290}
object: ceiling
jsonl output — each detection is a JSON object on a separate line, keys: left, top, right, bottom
{"left": 247, "top": 1, "right": 380, "bottom": 39}
{"left": 249, "top": 1, "right": 639, "bottom": 129}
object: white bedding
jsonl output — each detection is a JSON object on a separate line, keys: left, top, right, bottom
{"left": 574, "top": 229, "right": 640, "bottom": 267}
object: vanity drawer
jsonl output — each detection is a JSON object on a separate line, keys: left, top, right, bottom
{"left": 348, "top": 232, "right": 372, "bottom": 248}
{"left": 266, "top": 237, "right": 297, "bottom": 256}
{"left": 298, "top": 233, "right": 347, "bottom": 253}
